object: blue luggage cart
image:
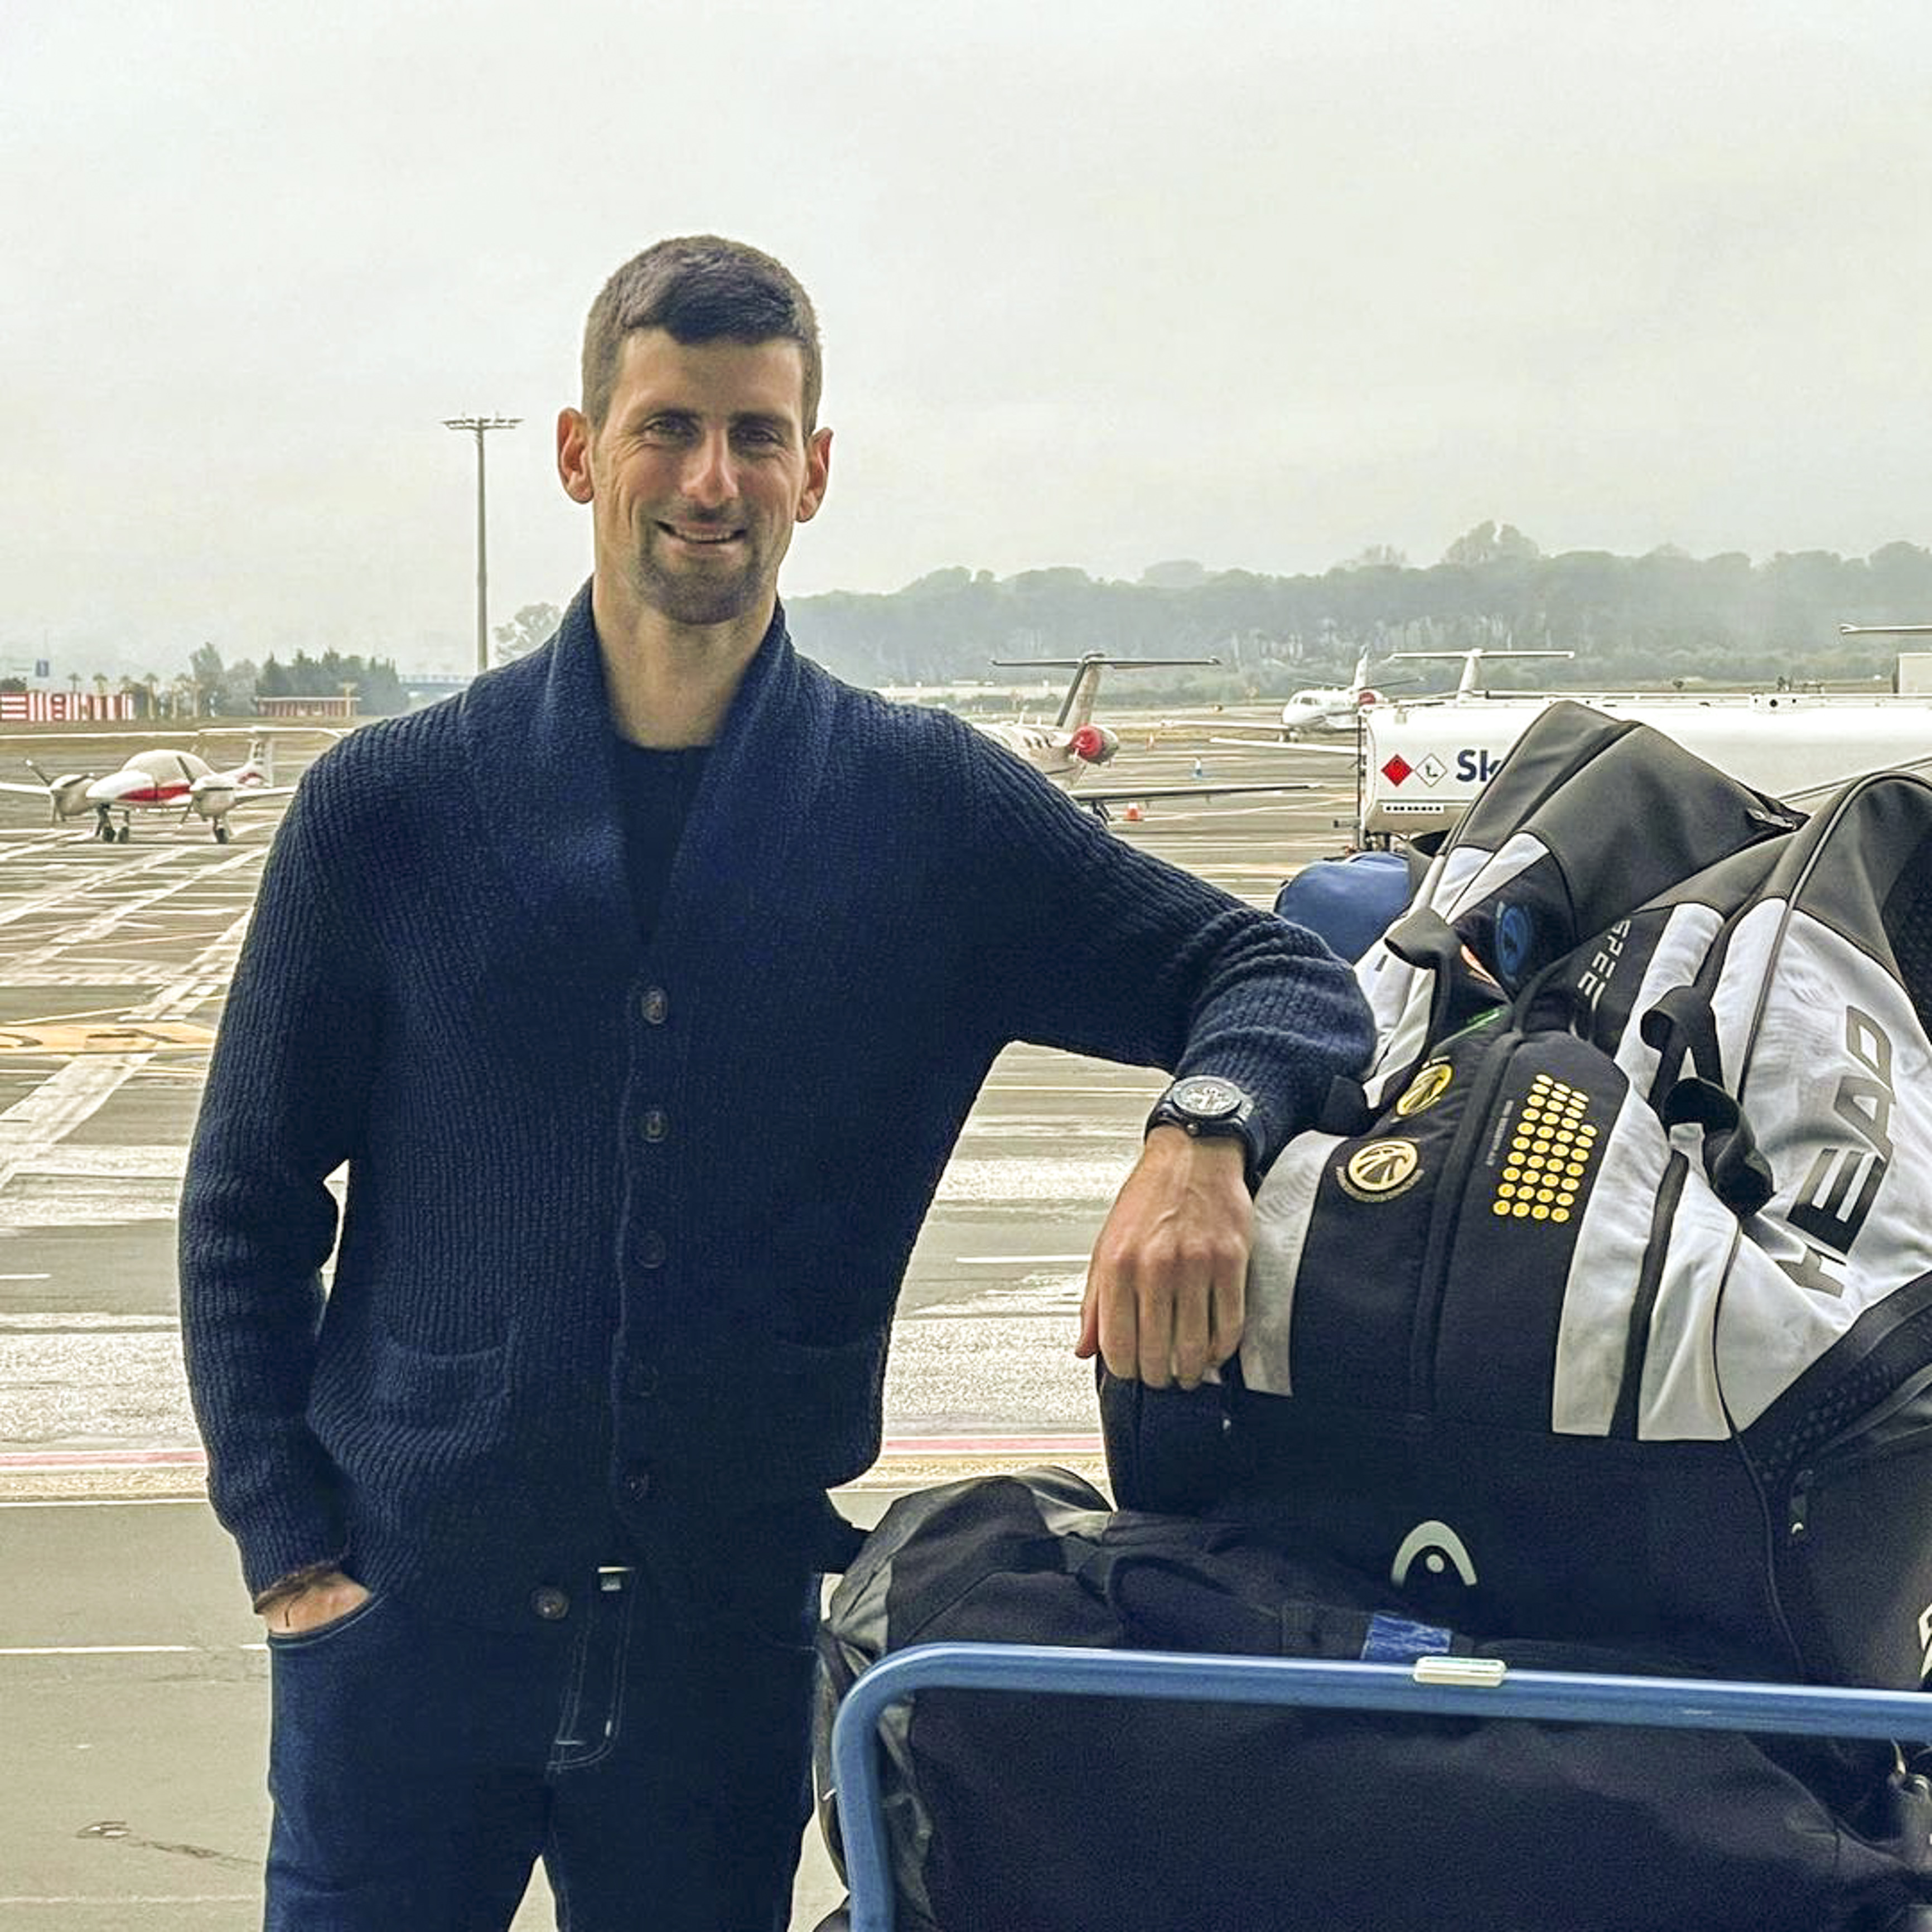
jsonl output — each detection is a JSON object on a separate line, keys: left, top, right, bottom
{"left": 828, "top": 1643, "right": 1932, "bottom": 1932}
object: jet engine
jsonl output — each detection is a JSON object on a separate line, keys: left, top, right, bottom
{"left": 1066, "top": 724, "right": 1120, "bottom": 765}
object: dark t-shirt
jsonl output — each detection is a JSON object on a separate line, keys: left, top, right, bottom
{"left": 610, "top": 739, "right": 709, "bottom": 945}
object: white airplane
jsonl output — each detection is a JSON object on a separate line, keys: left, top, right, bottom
{"left": 0, "top": 739, "right": 293, "bottom": 844}
{"left": 1275, "top": 651, "right": 1389, "bottom": 734}
{"left": 1383, "top": 646, "right": 1576, "bottom": 699}
{"left": 972, "top": 654, "right": 1317, "bottom": 819}
{"left": 1163, "top": 651, "right": 1408, "bottom": 745}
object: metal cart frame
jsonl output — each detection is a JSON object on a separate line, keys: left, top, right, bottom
{"left": 828, "top": 1641, "right": 1932, "bottom": 1932}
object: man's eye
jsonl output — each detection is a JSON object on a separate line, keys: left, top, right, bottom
{"left": 641, "top": 418, "right": 694, "bottom": 442}
{"left": 735, "top": 424, "right": 785, "bottom": 450}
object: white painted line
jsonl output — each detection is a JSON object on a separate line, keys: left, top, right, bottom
{"left": 0, "top": 1273, "right": 51, "bottom": 1280}
{"left": 0, "top": 1496, "right": 206, "bottom": 1509}
{"left": 956, "top": 1254, "right": 1091, "bottom": 1265}
{"left": 0, "top": 1643, "right": 198, "bottom": 1655}
{"left": 0, "top": 1898, "right": 258, "bottom": 1907}
{"left": 9, "top": 850, "right": 258, "bottom": 970}
{"left": 0, "top": 1312, "right": 178, "bottom": 1329}
{"left": 0, "top": 904, "right": 253, "bottom": 1192}
{"left": 0, "top": 1643, "right": 268, "bottom": 1656}
{"left": 0, "top": 847, "right": 182, "bottom": 931}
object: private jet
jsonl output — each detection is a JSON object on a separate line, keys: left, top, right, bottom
{"left": 972, "top": 654, "right": 1315, "bottom": 819}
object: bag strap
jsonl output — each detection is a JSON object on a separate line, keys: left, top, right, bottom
{"left": 1656, "top": 1075, "right": 1776, "bottom": 1217}
{"left": 1640, "top": 987, "right": 1776, "bottom": 1216}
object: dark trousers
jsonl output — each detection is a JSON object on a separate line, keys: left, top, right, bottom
{"left": 263, "top": 1560, "right": 818, "bottom": 1931}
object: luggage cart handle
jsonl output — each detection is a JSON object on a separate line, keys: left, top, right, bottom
{"left": 829, "top": 1642, "right": 1931, "bottom": 1932}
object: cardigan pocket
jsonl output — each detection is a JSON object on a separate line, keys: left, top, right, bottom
{"left": 309, "top": 1320, "right": 511, "bottom": 1485}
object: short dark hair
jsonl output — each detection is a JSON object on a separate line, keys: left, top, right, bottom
{"left": 581, "top": 235, "right": 822, "bottom": 432}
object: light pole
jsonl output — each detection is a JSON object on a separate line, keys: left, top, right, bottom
{"left": 443, "top": 414, "right": 521, "bottom": 676}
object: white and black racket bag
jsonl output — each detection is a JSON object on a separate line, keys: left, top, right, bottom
{"left": 1106, "top": 703, "right": 1932, "bottom": 1688}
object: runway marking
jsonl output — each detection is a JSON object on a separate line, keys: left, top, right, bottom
{"left": 955, "top": 1253, "right": 1091, "bottom": 1265}
{"left": 0, "top": 1496, "right": 206, "bottom": 1508}
{"left": 0, "top": 1020, "right": 215, "bottom": 1054}
{"left": 0, "top": 847, "right": 184, "bottom": 931}
{"left": 0, "top": 1312, "right": 180, "bottom": 1329}
{"left": 0, "top": 907, "right": 252, "bottom": 1195}
{"left": 880, "top": 1434, "right": 1102, "bottom": 1455}
{"left": 0, "top": 1897, "right": 258, "bottom": 1907}
{"left": 0, "top": 1446, "right": 205, "bottom": 1467}
{"left": 8, "top": 849, "right": 257, "bottom": 971}
{"left": 0, "top": 1644, "right": 201, "bottom": 1655}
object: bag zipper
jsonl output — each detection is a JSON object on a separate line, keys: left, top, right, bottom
{"left": 1609, "top": 1149, "right": 1688, "bottom": 1439}
{"left": 1407, "top": 1022, "right": 1522, "bottom": 1411}
{"left": 1786, "top": 1361, "right": 1932, "bottom": 1539}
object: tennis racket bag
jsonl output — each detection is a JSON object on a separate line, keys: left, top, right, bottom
{"left": 813, "top": 1467, "right": 1932, "bottom": 1932}
{"left": 1105, "top": 706, "right": 1932, "bottom": 1689}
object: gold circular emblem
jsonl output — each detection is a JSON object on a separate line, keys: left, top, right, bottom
{"left": 1394, "top": 1061, "right": 1454, "bottom": 1118}
{"left": 1345, "top": 1139, "right": 1421, "bottom": 1195}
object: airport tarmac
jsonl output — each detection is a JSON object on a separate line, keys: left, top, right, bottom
{"left": 0, "top": 709, "right": 1356, "bottom": 1926}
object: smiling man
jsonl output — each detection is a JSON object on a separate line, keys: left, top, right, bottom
{"left": 178, "top": 235, "right": 1373, "bottom": 1931}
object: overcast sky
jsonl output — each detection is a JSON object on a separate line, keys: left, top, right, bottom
{"left": 7, "top": 1, "right": 1931, "bottom": 673}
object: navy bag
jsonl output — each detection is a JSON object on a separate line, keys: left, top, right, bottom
{"left": 1272, "top": 849, "right": 1415, "bottom": 961}
{"left": 813, "top": 1467, "right": 1932, "bottom": 1932}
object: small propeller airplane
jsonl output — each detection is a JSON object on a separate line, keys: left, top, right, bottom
{"left": 973, "top": 654, "right": 1316, "bottom": 819}
{"left": 0, "top": 739, "right": 294, "bottom": 844}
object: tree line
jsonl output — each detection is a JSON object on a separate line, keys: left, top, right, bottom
{"left": 776, "top": 526, "right": 1932, "bottom": 695}
{"left": 24, "top": 525, "right": 1930, "bottom": 717}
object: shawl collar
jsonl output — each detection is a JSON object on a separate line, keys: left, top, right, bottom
{"left": 457, "top": 581, "right": 836, "bottom": 984}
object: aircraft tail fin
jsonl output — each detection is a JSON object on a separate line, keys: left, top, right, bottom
{"left": 988, "top": 654, "right": 1224, "bottom": 730}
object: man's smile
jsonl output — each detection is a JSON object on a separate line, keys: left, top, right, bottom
{"left": 659, "top": 520, "right": 744, "bottom": 548}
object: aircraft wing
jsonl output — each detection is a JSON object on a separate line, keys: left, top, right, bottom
{"left": 1210, "top": 736, "right": 1358, "bottom": 755}
{"left": 223, "top": 784, "right": 298, "bottom": 804}
{"left": 0, "top": 780, "right": 50, "bottom": 797}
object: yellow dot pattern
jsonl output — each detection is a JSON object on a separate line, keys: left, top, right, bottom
{"left": 1490, "top": 1074, "right": 1598, "bottom": 1225}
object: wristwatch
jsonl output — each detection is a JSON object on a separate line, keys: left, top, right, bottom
{"left": 1146, "top": 1074, "right": 1265, "bottom": 1188}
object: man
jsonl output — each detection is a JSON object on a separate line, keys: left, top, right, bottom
{"left": 178, "top": 235, "right": 1373, "bottom": 1931}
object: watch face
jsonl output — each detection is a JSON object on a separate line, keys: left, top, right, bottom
{"left": 1172, "top": 1075, "right": 1243, "bottom": 1119}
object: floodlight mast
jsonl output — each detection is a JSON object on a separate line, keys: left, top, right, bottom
{"left": 443, "top": 414, "right": 522, "bottom": 675}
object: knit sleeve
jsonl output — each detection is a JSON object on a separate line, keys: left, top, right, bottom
{"left": 177, "top": 776, "right": 378, "bottom": 1597}
{"left": 955, "top": 725, "right": 1373, "bottom": 1170}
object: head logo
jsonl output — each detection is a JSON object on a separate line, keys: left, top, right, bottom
{"left": 1342, "top": 1139, "right": 1421, "bottom": 1201}
{"left": 1394, "top": 1061, "right": 1453, "bottom": 1118}
{"left": 1493, "top": 902, "right": 1534, "bottom": 981}
{"left": 1392, "top": 1521, "right": 1479, "bottom": 1590}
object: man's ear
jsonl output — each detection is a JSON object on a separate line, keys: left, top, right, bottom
{"left": 795, "top": 426, "right": 833, "bottom": 525}
{"left": 557, "top": 408, "right": 595, "bottom": 504}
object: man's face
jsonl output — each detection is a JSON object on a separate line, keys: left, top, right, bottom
{"left": 558, "top": 328, "right": 830, "bottom": 633}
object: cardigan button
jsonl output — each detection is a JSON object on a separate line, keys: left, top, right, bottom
{"left": 622, "top": 1466, "right": 653, "bottom": 1503}
{"left": 642, "top": 1109, "right": 669, "bottom": 1144}
{"left": 624, "top": 1360, "right": 659, "bottom": 1399}
{"left": 530, "top": 1586, "right": 571, "bottom": 1622}
{"left": 639, "top": 1231, "right": 667, "bottom": 1269}
{"left": 640, "top": 987, "right": 669, "bottom": 1026}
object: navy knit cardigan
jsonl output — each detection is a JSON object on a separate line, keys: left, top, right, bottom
{"left": 178, "top": 588, "right": 1373, "bottom": 1630}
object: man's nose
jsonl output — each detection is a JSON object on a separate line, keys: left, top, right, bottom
{"left": 680, "top": 429, "right": 737, "bottom": 508}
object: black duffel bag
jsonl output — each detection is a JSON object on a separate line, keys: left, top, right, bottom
{"left": 814, "top": 1466, "right": 1932, "bottom": 1932}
